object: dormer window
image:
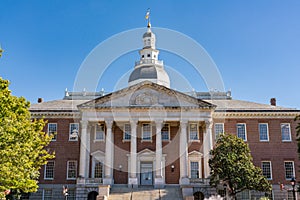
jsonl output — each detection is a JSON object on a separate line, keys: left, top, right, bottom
{"left": 142, "top": 55, "right": 144, "bottom": 58}
{"left": 147, "top": 54, "right": 150, "bottom": 57}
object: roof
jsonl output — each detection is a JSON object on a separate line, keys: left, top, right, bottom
{"left": 206, "top": 99, "right": 299, "bottom": 112}
{"left": 30, "top": 99, "right": 87, "bottom": 112}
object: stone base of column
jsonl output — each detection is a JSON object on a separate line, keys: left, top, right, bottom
{"left": 179, "top": 177, "right": 190, "bottom": 185}
{"left": 103, "top": 178, "right": 113, "bottom": 185}
{"left": 154, "top": 177, "right": 165, "bottom": 188}
{"left": 128, "top": 177, "right": 138, "bottom": 188}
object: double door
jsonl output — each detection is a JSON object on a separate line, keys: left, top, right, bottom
{"left": 140, "top": 162, "right": 153, "bottom": 185}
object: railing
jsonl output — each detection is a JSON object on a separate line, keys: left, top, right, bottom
{"left": 77, "top": 178, "right": 103, "bottom": 185}
{"left": 189, "top": 178, "right": 210, "bottom": 185}
{"left": 135, "top": 59, "right": 163, "bottom": 66}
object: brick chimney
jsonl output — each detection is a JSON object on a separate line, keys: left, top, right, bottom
{"left": 38, "top": 98, "right": 43, "bottom": 103}
{"left": 270, "top": 98, "right": 276, "bottom": 106}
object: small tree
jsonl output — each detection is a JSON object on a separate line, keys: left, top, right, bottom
{"left": 209, "top": 133, "right": 271, "bottom": 199}
{"left": 0, "top": 77, "right": 54, "bottom": 199}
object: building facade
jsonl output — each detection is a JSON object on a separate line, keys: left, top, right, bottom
{"left": 29, "top": 24, "right": 300, "bottom": 200}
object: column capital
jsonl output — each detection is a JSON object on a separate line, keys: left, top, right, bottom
{"left": 130, "top": 119, "right": 138, "bottom": 127}
{"left": 154, "top": 119, "right": 163, "bottom": 129}
{"left": 105, "top": 119, "right": 113, "bottom": 129}
{"left": 180, "top": 120, "right": 188, "bottom": 127}
{"left": 80, "top": 120, "right": 88, "bottom": 128}
{"left": 205, "top": 120, "right": 213, "bottom": 129}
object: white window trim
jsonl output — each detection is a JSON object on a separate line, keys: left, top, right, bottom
{"left": 47, "top": 123, "right": 57, "bottom": 141}
{"left": 237, "top": 123, "right": 247, "bottom": 141}
{"left": 259, "top": 123, "right": 269, "bottom": 142}
{"left": 44, "top": 161, "right": 55, "bottom": 180}
{"left": 214, "top": 123, "right": 224, "bottom": 139}
{"left": 67, "top": 160, "right": 77, "bottom": 180}
{"left": 92, "top": 159, "right": 105, "bottom": 178}
{"left": 188, "top": 151, "right": 202, "bottom": 179}
{"left": 42, "top": 189, "right": 52, "bottom": 200}
{"left": 142, "top": 123, "right": 152, "bottom": 142}
{"left": 161, "top": 123, "right": 170, "bottom": 142}
{"left": 284, "top": 161, "right": 295, "bottom": 180}
{"left": 94, "top": 124, "right": 105, "bottom": 142}
{"left": 69, "top": 123, "right": 79, "bottom": 141}
{"left": 261, "top": 161, "right": 272, "bottom": 180}
{"left": 281, "top": 123, "right": 292, "bottom": 142}
{"left": 189, "top": 123, "right": 200, "bottom": 142}
{"left": 123, "top": 123, "right": 131, "bottom": 142}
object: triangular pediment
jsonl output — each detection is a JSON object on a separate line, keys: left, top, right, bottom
{"left": 78, "top": 81, "right": 215, "bottom": 110}
{"left": 138, "top": 148, "right": 155, "bottom": 156}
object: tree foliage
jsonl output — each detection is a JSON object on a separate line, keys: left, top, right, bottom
{"left": 209, "top": 133, "right": 271, "bottom": 199}
{"left": 0, "top": 77, "right": 54, "bottom": 198}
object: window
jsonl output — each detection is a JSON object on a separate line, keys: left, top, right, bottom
{"left": 189, "top": 123, "right": 199, "bottom": 141}
{"left": 147, "top": 54, "right": 150, "bottom": 57}
{"left": 44, "top": 161, "right": 55, "bottom": 180}
{"left": 190, "top": 161, "right": 199, "bottom": 179}
{"left": 69, "top": 123, "right": 79, "bottom": 141}
{"left": 94, "top": 162, "right": 103, "bottom": 178}
{"left": 281, "top": 123, "right": 291, "bottom": 141}
{"left": 284, "top": 161, "right": 295, "bottom": 179}
{"left": 43, "top": 189, "right": 52, "bottom": 200}
{"left": 214, "top": 123, "right": 224, "bottom": 139}
{"left": 142, "top": 124, "right": 152, "bottom": 141}
{"left": 237, "top": 123, "right": 247, "bottom": 141}
{"left": 259, "top": 123, "right": 269, "bottom": 141}
{"left": 236, "top": 190, "right": 250, "bottom": 200}
{"left": 67, "top": 161, "right": 77, "bottom": 180}
{"left": 261, "top": 161, "right": 272, "bottom": 180}
{"left": 66, "top": 189, "right": 76, "bottom": 200}
{"left": 48, "top": 123, "right": 57, "bottom": 141}
{"left": 123, "top": 124, "right": 131, "bottom": 141}
{"left": 95, "top": 124, "right": 105, "bottom": 141}
{"left": 161, "top": 124, "right": 170, "bottom": 141}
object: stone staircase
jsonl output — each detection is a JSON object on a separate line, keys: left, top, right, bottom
{"left": 108, "top": 185, "right": 183, "bottom": 200}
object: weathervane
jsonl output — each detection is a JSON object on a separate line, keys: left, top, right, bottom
{"left": 145, "top": 8, "right": 151, "bottom": 28}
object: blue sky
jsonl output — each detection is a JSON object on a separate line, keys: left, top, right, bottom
{"left": 0, "top": 0, "right": 299, "bottom": 109}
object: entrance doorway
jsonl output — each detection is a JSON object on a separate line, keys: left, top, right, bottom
{"left": 140, "top": 162, "right": 153, "bottom": 185}
{"left": 193, "top": 192, "right": 204, "bottom": 200}
{"left": 87, "top": 191, "right": 98, "bottom": 200}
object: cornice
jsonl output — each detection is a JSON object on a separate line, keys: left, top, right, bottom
{"left": 213, "top": 111, "right": 300, "bottom": 119}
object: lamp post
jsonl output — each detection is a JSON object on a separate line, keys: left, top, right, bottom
{"left": 63, "top": 185, "right": 68, "bottom": 200}
{"left": 291, "top": 177, "right": 296, "bottom": 200}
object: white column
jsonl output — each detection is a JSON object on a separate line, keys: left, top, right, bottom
{"left": 128, "top": 120, "right": 138, "bottom": 186}
{"left": 179, "top": 120, "right": 189, "bottom": 185}
{"left": 79, "top": 120, "right": 88, "bottom": 178}
{"left": 203, "top": 120, "right": 213, "bottom": 178}
{"left": 155, "top": 120, "right": 164, "bottom": 188}
{"left": 103, "top": 120, "right": 113, "bottom": 185}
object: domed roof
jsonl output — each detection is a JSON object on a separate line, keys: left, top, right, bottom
{"left": 129, "top": 65, "right": 158, "bottom": 82}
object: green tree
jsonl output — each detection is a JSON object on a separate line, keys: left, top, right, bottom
{"left": 0, "top": 77, "right": 54, "bottom": 199}
{"left": 209, "top": 133, "right": 271, "bottom": 200}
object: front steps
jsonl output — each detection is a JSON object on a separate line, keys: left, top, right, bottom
{"left": 108, "top": 185, "right": 183, "bottom": 200}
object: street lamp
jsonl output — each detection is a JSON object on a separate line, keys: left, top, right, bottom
{"left": 291, "top": 177, "right": 296, "bottom": 200}
{"left": 63, "top": 185, "right": 68, "bottom": 200}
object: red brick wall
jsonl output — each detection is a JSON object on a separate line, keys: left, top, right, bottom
{"left": 39, "top": 118, "right": 80, "bottom": 185}
{"left": 214, "top": 117, "right": 300, "bottom": 185}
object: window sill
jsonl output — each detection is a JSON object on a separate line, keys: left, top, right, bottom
{"left": 189, "top": 140, "right": 200, "bottom": 143}
{"left": 44, "top": 178, "right": 54, "bottom": 180}
{"left": 122, "top": 139, "right": 131, "bottom": 143}
{"left": 94, "top": 139, "right": 105, "bottom": 143}
{"left": 69, "top": 139, "right": 78, "bottom": 142}
{"left": 282, "top": 140, "right": 292, "bottom": 142}
{"left": 67, "top": 178, "right": 77, "bottom": 180}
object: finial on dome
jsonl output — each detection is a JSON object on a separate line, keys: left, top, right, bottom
{"left": 145, "top": 8, "right": 151, "bottom": 28}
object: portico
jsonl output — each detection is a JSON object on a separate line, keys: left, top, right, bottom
{"left": 76, "top": 81, "right": 215, "bottom": 189}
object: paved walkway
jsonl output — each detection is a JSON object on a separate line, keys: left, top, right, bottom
{"left": 109, "top": 186, "right": 183, "bottom": 200}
